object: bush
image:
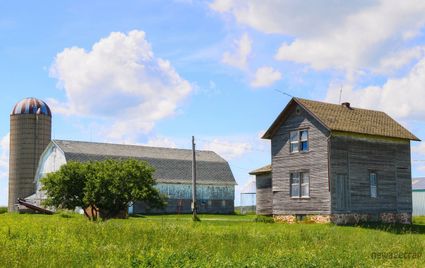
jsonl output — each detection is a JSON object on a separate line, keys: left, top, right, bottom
{"left": 0, "top": 207, "right": 7, "bottom": 214}
{"left": 253, "top": 215, "right": 275, "bottom": 223}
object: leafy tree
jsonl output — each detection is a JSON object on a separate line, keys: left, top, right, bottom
{"left": 42, "top": 159, "right": 166, "bottom": 220}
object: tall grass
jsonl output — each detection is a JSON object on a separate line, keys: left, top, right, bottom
{"left": 0, "top": 213, "right": 424, "bottom": 267}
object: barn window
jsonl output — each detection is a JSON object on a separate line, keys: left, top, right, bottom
{"left": 290, "top": 171, "right": 310, "bottom": 198}
{"left": 290, "top": 130, "right": 309, "bottom": 153}
{"left": 370, "top": 172, "right": 377, "bottom": 198}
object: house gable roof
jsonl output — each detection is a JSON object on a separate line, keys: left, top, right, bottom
{"left": 52, "top": 140, "right": 236, "bottom": 185}
{"left": 262, "top": 98, "right": 420, "bottom": 141}
{"left": 249, "top": 164, "right": 272, "bottom": 175}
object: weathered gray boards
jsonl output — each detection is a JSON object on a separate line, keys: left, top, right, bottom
{"left": 252, "top": 98, "right": 420, "bottom": 224}
{"left": 8, "top": 98, "right": 52, "bottom": 212}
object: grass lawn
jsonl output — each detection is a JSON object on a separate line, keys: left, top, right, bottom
{"left": 0, "top": 213, "right": 424, "bottom": 267}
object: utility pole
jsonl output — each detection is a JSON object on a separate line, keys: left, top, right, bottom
{"left": 191, "top": 136, "right": 199, "bottom": 221}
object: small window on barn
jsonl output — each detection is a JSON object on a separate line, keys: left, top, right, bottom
{"left": 370, "top": 172, "right": 377, "bottom": 198}
{"left": 222, "top": 200, "right": 226, "bottom": 207}
{"left": 290, "top": 171, "right": 310, "bottom": 198}
{"left": 289, "top": 130, "right": 309, "bottom": 153}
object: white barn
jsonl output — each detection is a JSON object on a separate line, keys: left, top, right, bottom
{"left": 412, "top": 178, "right": 425, "bottom": 216}
{"left": 29, "top": 140, "right": 236, "bottom": 214}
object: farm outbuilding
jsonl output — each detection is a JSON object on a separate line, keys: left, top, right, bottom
{"left": 249, "top": 165, "right": 272, "bottom": 215}
{"left": 412, "top": 178, "right": 425, "bottom": 216}
{"left": 252, "top": 97, "right": 420, "bottom": 224}
{"left": 29, "top": 140, "right": 236, "bottom": 214}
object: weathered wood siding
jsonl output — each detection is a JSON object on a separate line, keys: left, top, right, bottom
{"left": 329, "top": 134, "right": 412, "bottom": 213}
{"left": 271, "top": 104, "right": 331, "bottom": 215}
{"left": 133, "top": 183, "right": 235, "bottom": 214}
{"left": 256, "top": 173, "right": 273, "bottom": 215}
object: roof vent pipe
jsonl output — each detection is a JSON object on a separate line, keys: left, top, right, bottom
{"left": 341, "top": 102, "right": 351, "bottom": 109}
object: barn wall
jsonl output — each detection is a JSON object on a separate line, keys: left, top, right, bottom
{"left": 413, "top": 191, "right": 425, "bottom": 216}
{"left": 271, "top": 104, "right": 331, "bottom": 215}
{"left": 133, "top": 183, "right": 235, "bottom": 214}
{"left": 329, "top": 134, "right": 412, "bottom": 214}
{"left": 255, "top": 173, "right": 272, "bottom": 215}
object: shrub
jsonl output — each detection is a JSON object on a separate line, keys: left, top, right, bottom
{"left": 253, "top": 215, "right": 275, "bottom": 223}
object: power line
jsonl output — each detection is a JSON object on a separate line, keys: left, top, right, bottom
{"left": 274, "top": 89, "right": 293, "bottom": 98}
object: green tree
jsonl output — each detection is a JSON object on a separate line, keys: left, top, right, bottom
{"left": 42, "top": 159, "right": 166, "bottom": 220}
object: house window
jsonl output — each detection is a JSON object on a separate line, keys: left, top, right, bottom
{"left": 290, "top": 130, "right": 309, "bottom": 153}
{"left": 290, "top": 171, "right": 310, "bottom": 198}
{"left": 370, "top": 172, "right": 377, "bottom": 198}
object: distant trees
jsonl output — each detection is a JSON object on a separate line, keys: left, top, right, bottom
{"left": 42, "top": 159, "right": 166, "bottom": 220}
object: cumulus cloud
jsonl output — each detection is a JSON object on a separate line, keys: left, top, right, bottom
{"left": 201, "top": 138, "right": 252, "bottom": 160}
{"left": 251, "top": 66, "right": 282, "bottom": 88}
{"left": 222, "top": 33, "right": 252, "bottom": 69}
{"left": 326, "top": 56, "right": 425, "bottom": 121}
{"left": 211, "top": 0, "right": 425, "bottom": 73}
{"left": 145, "top": 136, "right": 177, "bottom": 148}
{"left": 50, "top": 30, "right": 192, "bottom": 142}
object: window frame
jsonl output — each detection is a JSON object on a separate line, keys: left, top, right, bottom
{"left": 290, "top": 171, "right": 310, "bottom": 198}
{"left": 289, "top": 129, "right": 309, "bottom": 153}
{"left": 369, "top": 171, "right": 378, "bottom": 198}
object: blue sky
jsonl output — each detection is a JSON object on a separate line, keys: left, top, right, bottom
{"left": 1, "top": 0, "right": 425, "bottom": 206}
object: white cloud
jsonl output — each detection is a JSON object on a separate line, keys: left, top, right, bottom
{"left": 145, "top": 136, "right": 177, "bottom": 148}
{"left": 211, "top": 0, "right": 425, "bottom": 74}
{"left": 201, "top": 138, "right": 252, "bottom": 160}
{"left": 50, "top": 30, "right": 192, "bottom": 142}
{"left": 222, "top": 33, "right": 252, "bottom": 69}
{"left": 326, "top": 56, "right": 425, "bottom": 121}
{"left": 0, "top": 133, "right": 9, "bottom": 206}
{"left": 250, "top": 66, "right": 282, "bottom": 88}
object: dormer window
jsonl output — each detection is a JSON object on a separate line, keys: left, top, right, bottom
{"left": 290, "top": 129, "right": 309, "bottom": 153}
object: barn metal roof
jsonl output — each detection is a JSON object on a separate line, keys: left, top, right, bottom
{"left": 53, "top": 140, "right": 236, "bottom": 185}
{"left": 413, "top": 178, "right": 425, "bottom": 190}
{"left": 11, "top": 97, "right": 52, "bottom": 117}
{"left": 263, "top": 98, "right": 420, "bottom": 141}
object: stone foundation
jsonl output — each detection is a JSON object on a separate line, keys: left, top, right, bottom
{"left": 273, "top": 212, "right": 412, "bottom": 225}
{"left": 307, "top": 215, "right": 331, "bottom": 223}
{"left": 274, "top": 215, "right": 296, "bottom": 224}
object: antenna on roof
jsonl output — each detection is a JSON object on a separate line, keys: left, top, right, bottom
{"left": 274, "top": 89, "right": 293, "bottom": 98}
{"left": 339, "top": 86, "right": 343, "bottom": 104}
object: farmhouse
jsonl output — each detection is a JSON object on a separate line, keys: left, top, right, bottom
{"left": 30, "top": 140, "right": 236, "bottom": 214}
{"left": 412, "top": 178, "right": 425, "bottom": 216}
{"left": 251, "top": 97, "right": 420, "bottom": 224}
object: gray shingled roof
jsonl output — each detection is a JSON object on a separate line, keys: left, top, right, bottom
{"left": 249, "top": 164, "right": 272, "bottom": 175}
{"left": 413, "top": 178, "right": 425, "bottom": 190}
{"left": 263, "top": 98, "right": 420, "bottom": 141}
{"left": 53, "top": 140, "right": 236, "bottom": 185}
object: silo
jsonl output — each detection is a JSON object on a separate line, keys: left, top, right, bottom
{"left": 8, "top": 98, "right": 52, "bottom": 211}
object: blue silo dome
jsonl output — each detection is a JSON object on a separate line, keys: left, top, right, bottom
{"left": 11, "top": 97, "right": 52, "bottom": 117}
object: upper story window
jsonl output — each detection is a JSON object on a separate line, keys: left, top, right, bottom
{"left": 290, "top": 129, "right": 309, "bottom": 153}
{"left": 370, "top": 171, "right": 377, "bottom": 198}
{"left": 290, "top": 171, "right": 310, "bottom": 198}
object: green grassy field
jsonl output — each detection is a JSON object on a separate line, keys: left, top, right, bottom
{"left": 0, "top": 212, "right": 424, "bottom": 267}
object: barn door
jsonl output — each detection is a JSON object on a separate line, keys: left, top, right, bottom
{"left": 336, "top": 174, "right": 350, "bottom": 210}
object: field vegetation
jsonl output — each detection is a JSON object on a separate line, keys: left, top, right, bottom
{"left": 0, "top": 213, "right": 424, "bottom": 267}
